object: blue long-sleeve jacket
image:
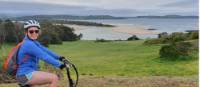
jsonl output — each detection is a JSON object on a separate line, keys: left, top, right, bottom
{"left": 16, "top": 36, "right": 62, "bottom": 76}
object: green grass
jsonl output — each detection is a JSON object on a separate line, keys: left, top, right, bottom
{"left": 0, "top": 43, "right": 15, "bottom": 65}
{"left": 0, "top": 40, "right": 198, "bottom": 77}
{"left": 47, "top": 40, "right": 198, "bottom": 77}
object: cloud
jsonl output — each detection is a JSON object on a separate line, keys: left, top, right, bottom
{"left": 160, "top": 0, "right": 198, "bottom": 8}
{"left": 0, "top": 0, "right": 177, "bottom": 9}
{"left": 0, "top": 1, "right": 89, "bottom": 15}
{"left": 158, "top": 0, "right": 198, "bottom": 15}
{"left": 0, "top": 0, "right": 198, "bottom": 16}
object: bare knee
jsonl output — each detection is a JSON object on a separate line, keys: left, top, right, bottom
{"left": 51, "top": 74, "right": 59, "bottom": 82}
{"left": 27, "top": 71, "right": 59, "bottom": 86}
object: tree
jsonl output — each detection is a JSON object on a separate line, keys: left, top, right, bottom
{"left": 0, "top": 22, "right": 5, "bottom": 48}
{"left": 127, "top": 35, "right": 140, "bottom": 41}
{"left": 4, "top": 19, "right": 17, "bottom": 43}
{"left": 14, "top": 21, "right": 24, "bottom": 42}
{"left": 39, "top": 21, "right": 80, "bottom": 46}
{"left": 0, "top": 18, "right": 2, "bottom": 24}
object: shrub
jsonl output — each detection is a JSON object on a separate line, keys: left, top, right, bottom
{"left": 189, "top": 39, "right": 199, "bottom": 51}
{"left": 50, "top": 33, "right": 62, "bottom": 44}
{"left": 127, "top": 35, "right": 140, "bottom": 41}
{"left": 160, "top": 45, "right": 178, "bottom": 58}
{"left": 55, "top": 25, "right": 80, "bottom": 41}
{"left": 188, "top": 32, "right": 199, "bottom": 39}
{"left": 175, "top": 42, "right": 192, "bottom": 56}
{"left": 3, "top": 19, "right": 18, "bottom": 43}
{"left": 144, "top": 38, "right": 165, "bottom": 45}
{"left": 159, "top": 42, "right": 192, "bottom": 60}
{"left": 38, "top": 35, "right": 51, "bottom": 47}
{"left": 158, "top": 32, "right": 168, "bottom": 38}
{"left": 144, "top": 32, "right": 189, "bottom": 45}
{"left": 169, "top": 32, "right": 187, "bottom": 43}
{"left": 39, "top": 21, "right": 80, "bottom": 45}
{"left": 95, "top": 38, "right": 111, "bottom": 42}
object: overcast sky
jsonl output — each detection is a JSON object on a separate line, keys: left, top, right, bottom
{"left": 0, "top": 0, "right": 198, "bottom": 17}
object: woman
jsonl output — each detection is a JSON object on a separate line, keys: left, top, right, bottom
{"left": 16, "top": 20, "right": 66, "bottom": 87}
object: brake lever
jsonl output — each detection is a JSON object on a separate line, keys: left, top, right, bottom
{"left": 63, "top": 59, "right": 73, "bottom": 68}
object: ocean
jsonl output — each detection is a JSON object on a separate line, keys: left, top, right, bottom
{"left": 73, "top": 18, "right": 199, "bottom": 40}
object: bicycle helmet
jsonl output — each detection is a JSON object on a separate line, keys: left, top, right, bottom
{"left": 24, "top": 20, "right": 40, "bottom": 30}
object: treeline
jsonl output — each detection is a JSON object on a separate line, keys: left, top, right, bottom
{"left": 14, "top": 15, "right": 125, "bottom": 20}
{"left": 51, "top": 20, "right": 115, "bottom": 27}
{"left": 0, "top": 19, "right": 81, "bottom": 47}
{"left": 12, "top": 15, "right": 116, "bottom": 27}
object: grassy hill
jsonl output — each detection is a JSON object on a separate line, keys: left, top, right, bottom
{"left": 47, "top": 40, "right": 198, "bottom": 77}
{"left": 0, "top": 40, "right": 198, "bottom": 87}
{"left": 0, "top": 40, "right": 198, "bottom": 76}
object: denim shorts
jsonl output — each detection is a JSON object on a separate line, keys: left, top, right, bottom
{"left": 16, "top": 72, "right": 33, "bottom": 86}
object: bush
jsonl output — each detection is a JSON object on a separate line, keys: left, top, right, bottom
{"left": 95, "top": 38, "right": 111, "bottom": 42}
{"left": 175, "top": 42, "right": 192, "bottom": 56}
{"left": 55, "top": 25, "right": 80, "bottom": 41}
{"left": 189, "top": 39, "right": 199, "bottom": 51}
{"left": 144, "top": 38, "right": 169, "bottom": 45}
{"left": 144, "top": 32, "right": 190, "bottom": 45}
{"left": 144, "top": 38, "right": 162, "bottom": 45}
{"left": 159, "top": 42, "right": 192, "bottom": 60}
{"left": 158, "top": 32, "right": 168, "bottom": 38}
{"left": 188, "top": 32, "right": 199, "bottom": 39}
{"left": 169, "top": 32, "right": 187, "bottom": 43}
{"left": 38, "top": 35, "right": 51, "bottom": 47}
{"left": 39, "top": 21, "right": 80, "bottom": 45}
{"left": 127, "top": 35, "right": 140, "bottom": 41}
{"left": 50, "top": 33, "right": 62, "bottom": 44}
{"left": 160, "top": 45, "right": 178, "bottom": 58}
{"left": 3, "top": 19, "right": 18, "bottom": 43}
{"left": 39, "top": 25, "right": 62, "bottom": 45}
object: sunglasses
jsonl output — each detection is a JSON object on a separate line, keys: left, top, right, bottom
{"left": 28, "top": 30, "right": 39, "bottom": 34}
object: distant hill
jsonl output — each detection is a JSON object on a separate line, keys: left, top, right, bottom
{"left": 136, "top": 15, "right": 199, "bottom": 18}
{"left": 12, "top": 15, "right": 125, "bottom": 21}
{"left": 1, "top": 14, "right": 197, "bottom": 21}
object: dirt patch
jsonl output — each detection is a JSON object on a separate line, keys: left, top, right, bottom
{"left": 76, "top": 76, "right": 198, "bottom": 87}
{"left": 0, "top": 72, "right": 16, "bottom": 83}
{"left": 0, "top": 76, "right": 198, "bottom": 87}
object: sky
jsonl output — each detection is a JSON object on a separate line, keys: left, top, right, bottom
{"left": 0, "top": 0, "right": 198, "bottom": 17}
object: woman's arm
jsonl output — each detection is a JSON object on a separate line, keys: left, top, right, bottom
{"left": 24, "top": 41, "right": 61, "bottom": 68}
{"left": 36, "top": 41, "right": 61, "bottom": 59}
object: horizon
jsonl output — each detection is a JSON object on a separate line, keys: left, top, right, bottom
{"left": 0, "top": 13, "right": 199, "bottom": 18}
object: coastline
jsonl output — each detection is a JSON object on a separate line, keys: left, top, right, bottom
{"left": 110, "top": 25, "right": 159, "bottom": 35}
{"left": 63, "top": 24, "right": 159, "bottom": 35}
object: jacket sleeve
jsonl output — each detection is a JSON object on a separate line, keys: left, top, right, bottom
{"left": 24, "top": 41, "right": 62, "bottom": 68}
{"left": 36, "top": 42, "right": 60, "bottom": 60}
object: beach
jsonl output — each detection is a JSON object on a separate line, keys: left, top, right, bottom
{"left": 63, "top": 24, "right": 158, "bottom": 35}
{"left": 62, "top": 24, "right": 159, "bottom": 40}
{"left": 110, "top": 25, "right": 159, "bottom": 35}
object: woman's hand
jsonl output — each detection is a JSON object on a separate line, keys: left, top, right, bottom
{"left": 59, "top": 56, "right": 66, "bottom": 61}
{"left": 59, "top": 64, "right": 66, "bottom": 70}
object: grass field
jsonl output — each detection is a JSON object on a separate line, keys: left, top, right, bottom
{"left": 0, "top": 40, "right": 198, "bottom": 87}
{"left": 48, "top": 40, "right": 198, "bottom": 77}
